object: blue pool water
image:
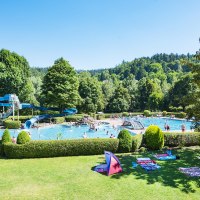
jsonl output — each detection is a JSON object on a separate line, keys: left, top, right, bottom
{"left": 0, "top": 117, "right": 193, "bottom": 140}
{"left": 132, "top": 117, "right": 192, "bottom": 131}
{"left": 0, "top": 124, "right": 123, "bottom": 140}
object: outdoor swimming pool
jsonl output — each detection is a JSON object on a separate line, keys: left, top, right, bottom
{"left": 0, "top": 117, "right": 193, "bottom": 140}
{"left": 0, "top": 124, "right": 125, "bottom": 140}
{"left": 132, "top": 117, "right": 192, "bottom": 131}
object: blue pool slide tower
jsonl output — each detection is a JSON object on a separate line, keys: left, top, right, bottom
{"left": 0, "top": 94, "right": 21, "bottom": 119}
{"left": 0, "top": 94, "right": 77, "bottom": 129}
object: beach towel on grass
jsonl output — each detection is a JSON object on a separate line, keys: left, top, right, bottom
{"left": 154, "top": 150, "right": 176, "bottom": 160}
{"left": 136, "top": 158, "right": 160, "bottom": 171}
{"left": 179, "top": 167, "right": 200, "bottom": 177}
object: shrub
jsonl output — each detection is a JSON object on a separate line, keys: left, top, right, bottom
{"left": 175, "top": 112, "right": 187, "bottom": 119}
{"left": 117, "top": 129, "right": 132, "bottom": 152}
{"left": 164, "top": 132, "right": 200, "bottom": 147}
{"left": 96, "top": 114, "right": 105, "bottom": 120}
{"left": 122, "top": 112, "right": 129, "bottom": 117}
{"left": 65, "top": 115, "right": 83, "bottom": 122}
{"left": 8, "top": 116, "right": 32, "bottom": 123}
{"left": 144, "top": 110, "right": 151, "bottom": 117}
{"left": 2, "top": 129, "right": 12, "bottom": 144}
{"left": 1, "top": 129, "right": 12, "bottom": 156}
{"left": 52, "top": 117, "right": 65, "bottom": 124}
{"left": 132, "top": 134, "right": 143, "bottom": 151}
{"left": 162, "top": 111, "right": 167, "bottom": 116}
{"left": 0, "top": 141, "right": 2, "bottom": 156}
{"left": 4, "top": 139, "right": 119, "bottom": 158}
{"left": 17, "top": 131, "right": 31, "bottom": 144}
{"left": 139, "top": 147, "right": 147, "bottom": 153}
{"left": 4, "top": 120, "right": 21, "bottom": 129}
{"left": 144, "top": 125, "right": 164, "bottom": 150}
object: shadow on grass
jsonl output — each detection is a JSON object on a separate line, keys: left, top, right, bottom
{"left": 110, "top": 148, "right": 200, "bottom": 193}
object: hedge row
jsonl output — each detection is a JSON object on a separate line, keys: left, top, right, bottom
{"left": 4, "top": 139, "right": 119, "bottom": 158}
{"left": 8, "top": 116, "right": 32, "bottom": 123}
{"left": 52, "top": 117, "right": 65, "bottom": 124}
{"left": 0, "top": 142, "right": 2, "bottom": 156}
{"left": 65, "top": 115, "right": 83, "bottom": 122}
{"left": 2, "top": 132, "right": 200, "bottom": 159}
{"left": 164, "top": 132, "right": 200, "bottom": 147}
{"left": 4, "top": 120, "right": 21, "bottom": 129}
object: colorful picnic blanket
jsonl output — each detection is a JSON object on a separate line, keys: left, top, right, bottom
{"left": 179, "top": 167, "right": 200, "bottom": 177}
{"left": 154, "top": 150, "right": 176, "bottom": 160}
{"left": 136, "top": 158, "right": 161, "bottom": 171}
{"left": 154, "top": 154, "right": 176, "bottom": 160}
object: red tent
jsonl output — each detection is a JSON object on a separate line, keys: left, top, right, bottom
{"left": 94, "top": 151, "right": 122, "bottom": 176}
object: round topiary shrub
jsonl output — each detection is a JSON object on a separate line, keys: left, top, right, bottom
{"left": 139, "top": 147, "right": 147, "bottom": 153}
{"left": 2, "top": 129, "right": 12, "bottom": 144}
{"left": 1, "top": 129, "right": 12, "bottom": 156}
{"left": 144, "top": 110, "right": 151, "bottom": 117}
{"left": 144, "top": 125, "right": 164, "bottom": 150}
{"left": 162, "top": 111, "right": 167, "bottom": 117}
{"left": 17, "top": 131, "right": 31, "bottom": 144}
{"left": 117, "top": 129, "right": 132, "bottom": 152}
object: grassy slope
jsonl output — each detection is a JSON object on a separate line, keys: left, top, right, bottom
{"left": 0, "top": 147, "right": 200, "bottom": 200}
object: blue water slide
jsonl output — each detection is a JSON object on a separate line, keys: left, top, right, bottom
{"left": 24, "top": 108, "right": 77, "bottom": 129}
{"left": 0, "top": 95, "right": 13, "bottom": 119}
{"left": 0, "top": 94, "right": 13, "bottom": 102}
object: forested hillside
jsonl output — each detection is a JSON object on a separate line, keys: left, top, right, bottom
{"left": 30, "top": 53, "right": 197, "bottom": 113}
{"left": 0, "top": 49, "right": 198, "bottom": 114}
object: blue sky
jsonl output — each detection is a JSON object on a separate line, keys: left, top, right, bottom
{"left": 0, "top": 0, "right": 200, "bottom": 69}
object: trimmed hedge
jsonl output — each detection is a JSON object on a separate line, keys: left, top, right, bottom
{"left": 65, "top": 115, "right": 83, "bottom": 122}
{"left": 164, "top": 132, "right": 200, "bottom": 147}
{"left": 4, "top": 120, "right": 21, "bottom": 129}
{"left": 4, "top": 138, "right": 119, "bottom": 158}
{"left": 132, "top": 134, "right": 143, "bottom": 151}
{"left": 8, "top": 116, "right": 32, "bottom": 123}
{"left": 0, "top": 141, "right": 3, "bottom": 156}
{"left": 52, "top": 117, "right": 65, "bottom": 124}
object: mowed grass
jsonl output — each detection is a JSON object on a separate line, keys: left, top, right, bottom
{"left": 0, "top": 147, "right": 200, "bottom": 200}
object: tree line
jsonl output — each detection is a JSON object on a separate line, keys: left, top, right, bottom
{"left": 0, "top": 49, "right": 199, "bottom": 120}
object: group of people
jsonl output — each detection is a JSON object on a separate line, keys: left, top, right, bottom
{"left": 164, "top": 123, "right": 186, "bottom": 132}
{"left": 82, "top": 130, "right": 116, "bottom": 139}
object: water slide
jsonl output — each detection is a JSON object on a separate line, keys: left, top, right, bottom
{"left": 0, "top": 94, "right": 77, "bottom": 128}
{"left": 23, "top": 105, "right": 77, "bottom": 129}
{"left": 0, "top": 94, "right": 20, "bottom": 119}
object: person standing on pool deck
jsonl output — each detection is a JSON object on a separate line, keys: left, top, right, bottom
{"left": 181, "top": 124, "right": 186, "bottom": 132}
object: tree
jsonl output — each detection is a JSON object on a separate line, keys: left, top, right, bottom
{"left": 137, "top": 78, "right": 156, "bottom": 110}
{"left": 78, "top": 72, "right": 104, "bottom": 113}
{"left": 102, "top": 80, "right": 115, "bottom": 108}
{"left": 169, "top": 74, "right": 196, "bottom": 111}
{"left": 148, "top": 92, "right": 164, "bottom": 111}
{"left": 122, "top": 75, "right": 138, "bottom": 111}
{"left": 107, "top": 85, "right": 131, "bottom": 112}
{"left": 0, "top": 49, "right": 33, "bottom": 102}
{"left": 42, "top": 58, "right": 80, "bottom": 110}
{"left": 186, "top": 41, "right": 200, "bottom": 120}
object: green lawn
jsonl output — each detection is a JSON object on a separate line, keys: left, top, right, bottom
{"left": 0, "top": 147, "right": 200, "bottom": 200}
